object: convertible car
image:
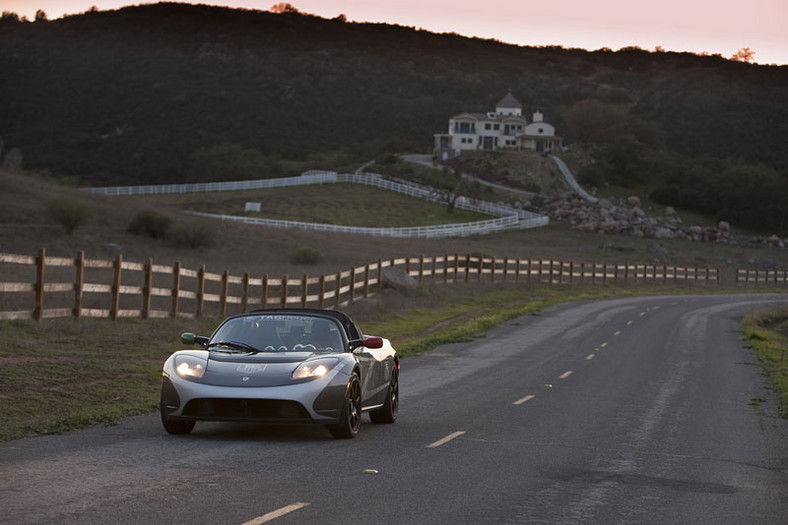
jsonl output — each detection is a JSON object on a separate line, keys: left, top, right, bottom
{"left": 160, "top": 308, "right": 399, "bottom": 438}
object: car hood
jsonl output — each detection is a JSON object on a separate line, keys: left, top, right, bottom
{"left": 199, "top": 351, "right": 336, "bottom": 388}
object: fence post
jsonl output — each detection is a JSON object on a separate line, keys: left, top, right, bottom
{"left": 465, "top": 254, "right": 471, "bottom": 282}
{"left": 242, "top": 273, "right": 250, "bottom": 312}
{"left": 364, "top": 265, "right": 370, "bottom": 298}
{"left": 219, "top": 270, "right": 229, "bottom": 317}
{"left": 111, "top": 254, "right": 122, "bottom": 320}
{"left": 418, "top": 256, "right": 424, "bottom": 283}
{"left": 196, "top": 265, "right": 205, "bottom": 318}
{"left": 171, "top": 261, "right": 181, "bottom": 318}
{"left": 262, "top": 275, "right": 269, "bottom": 310}
{"left": 142, "top": 258, "right": 153, "bottom": 320}
{"left": 319, "top": 275, "right": 326, "bottom": 308}
{"left": 335, "top": 271, "right": 341, "bottom": 309}
{"left": 281, "top": 274, "right": 288, "bottom": 308}
{"left": 74, "top": 251, "right": 85, "bottom": 320}
{"left": 491, "top": 257, "right": 496, "bottom": 282}
{"left": 378, "top": 259, "right": 384, "bottom": 293}
{"left": 454, "top": 253, "right": 459, "bottom": 283}
{"left": 302, "top": 274, "right": 308, "bottom": 307}
{"left": 34, "top": 248, "right": 45, "bottom": 321}
{"left": 350, "top": 268, "right": 356, "bottom": 302}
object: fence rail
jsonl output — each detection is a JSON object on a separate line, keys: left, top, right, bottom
{"left": 86, "top": 170, "right": 549, "bottom": 238}
{"left": 5, "top": 249, "right": 782, "bottom": 322}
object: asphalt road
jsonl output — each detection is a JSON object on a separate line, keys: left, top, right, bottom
{"left": 2, "top": 294, "right": 787, "bottom": 524}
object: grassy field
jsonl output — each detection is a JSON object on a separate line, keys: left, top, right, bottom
{"left": 1, "top": 167, "right": 786, "bottom": 440}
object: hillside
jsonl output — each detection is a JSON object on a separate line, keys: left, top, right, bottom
{"left": 2, "top": 168, "right": 787, "bottom": 283}
{"left": 1, "top": 2, "right": 787, "bottom": 233}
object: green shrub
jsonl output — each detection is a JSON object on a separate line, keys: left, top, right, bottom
{"left": 168, "top": 221, "right": 216, "bottom": 249}
{"left": 291, "top": 247, "right": 322, "bottom": 265}
{"left": 47, "top": 197, "right": 90, "bottom": 234}
{"left": 127, "top": 210, "right": 172, "bottom": 238}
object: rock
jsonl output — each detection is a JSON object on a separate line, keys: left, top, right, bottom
{"left": 381, "top": 267, "right": 418, "bottom": 291}
{"left": 627, "top": 196, "right": 641, "bottom": 207}
{"left": 654, "top": 228, "right": 676, "bottom": 239}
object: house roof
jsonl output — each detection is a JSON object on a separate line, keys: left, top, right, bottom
{"left": 496, "top": 92, "right": 522, "bottom": 109}
{"left": 451, "top": 112, "right": 527, "bottom": 123}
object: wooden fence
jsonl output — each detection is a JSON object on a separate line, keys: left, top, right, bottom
{"left": 0, "top": 249, "right": 783, "bottom": 322}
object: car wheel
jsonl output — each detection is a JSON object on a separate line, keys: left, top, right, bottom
{"left": 370, "top": 368, "right": 398, "bottom": 424}
{"left": 160, "top": 399, "right": 195, "bottom": 435}
{"left": 329, "top": 372, "right": 361, "bottom": 439}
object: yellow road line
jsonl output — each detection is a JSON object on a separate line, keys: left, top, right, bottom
{"left": 242, "top": 502, "right": 310, "bottom": 525}
{"left": 427, "top": 430, "right": 466, "bottom": 448}
{"left": 514, "top": 394, "right": 535, "bottom": 405}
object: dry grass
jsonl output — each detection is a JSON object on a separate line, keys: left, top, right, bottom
{"left": 2, "top": 169, "right": 786, "bottom": 284}
{"left": 1, "top": 167, "right": 787, "bottom": 439}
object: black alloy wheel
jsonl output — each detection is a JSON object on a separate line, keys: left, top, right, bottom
{"left": 329, "top": 373, "right": 361, "bottom": 439}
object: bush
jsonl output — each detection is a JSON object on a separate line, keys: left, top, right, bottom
{"left": 291, "top": 247, "right": 322, "bottom": 265}
{"left": 127, "top": 210, "right": 172, "bottom": 238}
{"left": 47, "top": 197, "right": 90, "bottom": 234}
{"left": 168, "top": 221, "right": 216, "bottom": 249}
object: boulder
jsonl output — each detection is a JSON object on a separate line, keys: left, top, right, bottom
{"left": 381, "top": 267, "right": 418, "bottom": 291}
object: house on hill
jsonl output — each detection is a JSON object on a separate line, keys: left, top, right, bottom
{"left": 433, "top": 93, "right": 562, "bottom": 160}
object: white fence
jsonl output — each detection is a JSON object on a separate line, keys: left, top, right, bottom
{"left": 551, "top": 156, "right": 598, "bottom": 203}
{"left": 87, "top": 170, "right": 549, "bottom": 238}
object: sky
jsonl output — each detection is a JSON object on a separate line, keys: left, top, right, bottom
{"left": 3, "top": 0, "right": 786, "bottom": 65}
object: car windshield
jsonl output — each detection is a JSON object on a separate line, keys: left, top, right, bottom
{"left": 210, "top": 314, "right": 344, "bottom": 353}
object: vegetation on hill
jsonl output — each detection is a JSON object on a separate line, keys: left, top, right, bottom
{"left": 1, "top": 2, "right": 787, "bottom": 233}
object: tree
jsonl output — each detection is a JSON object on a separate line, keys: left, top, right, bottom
{"left": 0, "top": 11, "right": 21, "bottom": 26}
{"left": 270, "top": 3, "right": 299, "bottom": 13}
{"left": 34, "top": 9, "right": 47, "bottom": 22}
{"left": 730, "top": 47, "right": 755, "bottom": 63}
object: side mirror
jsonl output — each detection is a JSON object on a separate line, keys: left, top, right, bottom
{"left": 362, "top": 337, "right": 384, "bottom": 349}
{"left": 348, "top": 336, "right": 383, "bottom": 351}
{"left": 181, "top": 332, "right": 209, "bottom": 348}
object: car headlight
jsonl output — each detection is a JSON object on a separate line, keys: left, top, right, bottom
{"left": 174, "top": 355, "right": 207, "bottom": 378}
{"left": 291, "top": 358, "right": 339, "bottom": 380}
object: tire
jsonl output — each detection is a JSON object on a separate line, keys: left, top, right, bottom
{"left": 160, "top": 398, "right": 195, "bottom": 435}
{"left": 329, "top": 373, "right": 361, "bottom": 439}
{"left": 370, "top": 368, "right": 398, "bottom": 424}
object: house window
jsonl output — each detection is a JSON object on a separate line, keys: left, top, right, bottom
{"left": 485, "top": 123, "right": 491, "bottom": 130}
{"left": 493, "top": 124, "right": 500, "bottom": 130}
{"left": 456, "top": 122, "right": 474, "bottom": 133}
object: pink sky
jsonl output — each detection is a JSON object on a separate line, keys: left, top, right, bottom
{"left": 3, "top": 0, "right": 786, "bottom": 65}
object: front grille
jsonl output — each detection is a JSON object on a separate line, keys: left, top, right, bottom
{"left": 182, "top": 398, "right": 310, "bottom": 420}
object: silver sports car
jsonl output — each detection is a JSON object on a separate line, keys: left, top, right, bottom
{"left": 160, "top": 308, "right": 399, "bottom": 438}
